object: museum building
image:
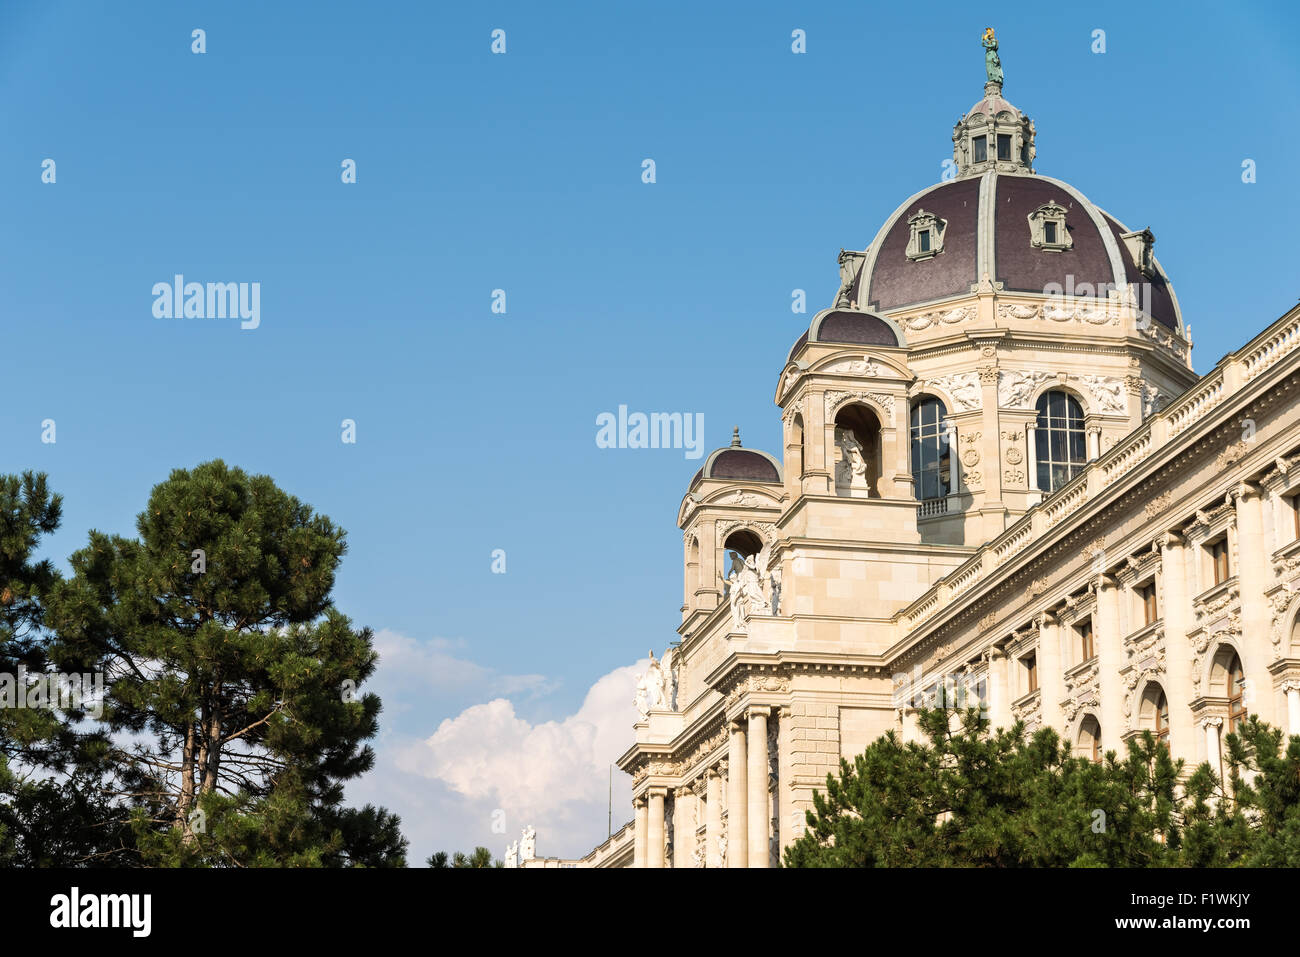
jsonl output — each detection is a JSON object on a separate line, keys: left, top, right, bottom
{"left": 567, "top": 43, "right": 1300, "bottom": 868}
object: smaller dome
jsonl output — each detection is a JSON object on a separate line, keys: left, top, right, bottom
{"left": 787, "top": 309, "right": 905, "bottom": 362}
{"left": 697, "top": 428, "right": 782, "bottom": 484}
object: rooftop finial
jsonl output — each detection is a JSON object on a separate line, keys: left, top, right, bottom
{"left": 731, "top": 426, "right": 742, "bottom": 448}
{"left": 982, "top": 27, "right": 1003, "bottom": 92}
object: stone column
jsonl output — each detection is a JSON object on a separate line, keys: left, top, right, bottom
{"left": 697, "top": 518, "right": 719, "bottom": 613}
{"left": 705, "top": 767, "right": 723, "bottom": 867}
{"left": 945, "top": 422, "right": 959, "bottom": 495}
{"left": 1157, "top": 533, "right": 1196, "bottom": 762}
{"left": 1036, "top": 611, "right": 1065, "bottom": 730}
{"left": 1025, "top": 423, "right": 1039, "bottom": 492}
{"left": 646, "top": 788, "right": 666, "bottom": 868}
{"left": 746, "top": 707, "right": 770, "bottom": 868}
{"left": 1202, "top": 717, "right": 1224, "bottom": 780}
{"left": 1096, "top": 575, "right": 1125, "bottom": 747}
{"left": 633, "top": 796, "right": 648, "bottom": 868}
{"left": 1087, "top": 426, "right": 1101, "bottom": 461}
{"left": 987, "top": 646, "right": 1012, "bottom": 732}
{"left": 727, "top": 720, "right": 748, "bottom": 867}
{"left": 1285, "top": 682, "right": 1300, "bottom": 735}
{"left": 673, "top": 786, "right": 697, "bottom": 869}
{"left": 776, "top": 706, "right": 793, "bottom": 856}
{"left": 1233, "top": 483, "right": 1276, "bottom": 725}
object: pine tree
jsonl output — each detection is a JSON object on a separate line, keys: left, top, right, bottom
{"left": 46, "top": 460, "right": 407, "bottom": 866}
{"left": 785, "top": 708, "right": 1185, "bottom": 867}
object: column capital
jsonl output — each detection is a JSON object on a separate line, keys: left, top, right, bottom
{"left": 646, "top": 786, "right": 669, "bottom": 799}
{"left": 633, "top": 795, "right": 648, "bottom": 809}
{"left": 1153, "top": 530, "right": 1185, "bottom": 553}
{"left": 1199, "top": 716, "right": 1224, "bottom": 730}
{"left": 1280, "top": 680, "right": 1300, "bottom": 695}
{"left": 1230, "top": 480, "right": 1265, "bottom": 504}
{"left": 729, "top": 718, "right": 746, "bottom": 734}
{"left": 746, "top": 705, "right": 772, "bottom": 721}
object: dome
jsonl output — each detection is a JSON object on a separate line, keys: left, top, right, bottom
{"left": 840, "top": 63, "right": 1183, "bottom": 333}
{"left": 849, "top": 174, "right": 1181, "bottom": 331}
{"left": 693, "top": 428, "right": 782, "bottom": 485}
{"left": 786, "top": 309, "right": 905, "bottom": 363}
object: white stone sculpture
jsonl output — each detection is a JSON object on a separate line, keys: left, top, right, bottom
{"left": 519, "top": 825, "right": 536, "bottom": 861}
{"left": 997, "top": 370, "right": 1054, "bottom": 409}
{"left": 1079, "top": 374, "right": 1126, "bottom": 414}
{"left": 504, "top": 841, "right": 518, "bottom": 869}
{"left": 928, "top": 372, "right": 981, "bottom": 412}
{"left": 662, "top": 647, "right": 677, "bottom": 711}
{"left": 835, "top": 428, "right": 869, "bottom": 491}
{"left": 635, "top": 650, "right": 670, "bottom": 718}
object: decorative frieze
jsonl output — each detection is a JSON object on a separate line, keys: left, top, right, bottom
{"left": 925, "top": 372, "right": 981, "bottom": 412}
{"left": 824, "top": 390, "right": 896, "bottom": 420}
{"left": 901, "top": 304, "right": 975, "bottom": 331}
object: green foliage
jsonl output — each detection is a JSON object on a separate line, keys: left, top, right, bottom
{"left": 786, "top": 708, "right": 1300, "bottom": 868}
{"left": 426, "top": 846, "right": 502, "bottom": 868}
{"left": 37, "top": 460, "right": 406, "bottom": 867}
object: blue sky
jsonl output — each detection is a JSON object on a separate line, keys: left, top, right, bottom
{"left": 2, "top": 1, "right": 1298, "bottom": 862}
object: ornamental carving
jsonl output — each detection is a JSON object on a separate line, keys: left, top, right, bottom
{"left": 823, "top": 355, "right": 882, "bottom": 376}
{"left": 995, "top": 301, "right": 1119, "bottom": 326}
{"left": 1078, "top": 375, "right": 1126, "bottom": 415}
{"left": 714, "top": 520, "right": 777, "bottom": 547}
{"left": 1216, "top": 441, "right": 1249, "bottom": 470}
{"left": 1005, "top": 446, "right": 1023, "bottom": 465}
{"left": 997, "top": 370, "right": 1055, "bottom": 409}
{"left": 1268, "top": 587, "right": 1296, "bottom": 649}
{"left": 902, "top": 304, "right": 975, "bottom": 330}
{"left": 1043, "top": 299, "right": 1119, "bottom": 325}
{"left": 824, "top": 390, "right": 895, "bottom": 420}
{"left": 926, "top": 372, "right": 981, "bottom": 412}
{"left": 1144, "top": 492, "right": 1171, "bottom": 518}
{"left": 1138, "top": 322, "right": 1189, "bottom": 361}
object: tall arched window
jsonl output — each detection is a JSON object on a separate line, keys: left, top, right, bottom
{"left": 910, "top": 397, "right": 950, "bottom": 501}
{"left": 1035, "top": 390, "right": 1086, "bottom": 493}
{"left": 1155, "top": 691, "right": 1170, "bottom": 750}
{"left": 1227, "top": 652, "right": 1246, "bottom": 733}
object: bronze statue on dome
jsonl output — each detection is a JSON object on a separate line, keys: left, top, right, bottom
{"left": 982, "top": 27, "right": 1003, "bottom": 87}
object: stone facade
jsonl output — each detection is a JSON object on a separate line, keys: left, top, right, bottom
{"left": 591, "top": 57, "right": 1300, "bottom": 868}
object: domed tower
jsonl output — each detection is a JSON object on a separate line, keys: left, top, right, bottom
{"left": 677, "top": 428, "right": 783, "bottom": 630}
{"left": 778, "top": 29, "right": 1197, "bottom": 546}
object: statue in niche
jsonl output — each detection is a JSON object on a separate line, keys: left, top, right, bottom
{"left": 719, "top": 548, "right": 775, "bottom": 631}
{"left": 720, "top": 556, "right": 746, "bottom": 633}
{"left": 835, "top": 428, "right": 869, "bottom": 490}
{"left": 982, "top": 27, "right": 1003, "bottom": 86}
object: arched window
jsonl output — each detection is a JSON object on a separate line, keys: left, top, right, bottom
{"left": 1078, "top": 715, "right": 1102, "bottom": 763}
{"left": 1035, "top": 390, "right": 1086, "bottom": 493}
{"left": 909, "top": 397, "right": 950, "bottom": 501}
{"left": 1227, "top": 652, "right": 1246, "bottom": 733}
{"left": 1139, "top": 683, "right": 1170, "bottom": 752}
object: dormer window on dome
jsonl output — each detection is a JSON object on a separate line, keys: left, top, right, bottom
{"left": 1120, "top": 228, "right": 1157, "bottom": 278}
{"left": 906, "top": 209, "right": 947, "bottom": 262}
{"left": 1028, "top": 202, "right": 1072, "bottom": 253}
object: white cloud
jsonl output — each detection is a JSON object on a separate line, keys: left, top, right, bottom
{"left": 395, "top": 661, "right": 641, "bottom": 860}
